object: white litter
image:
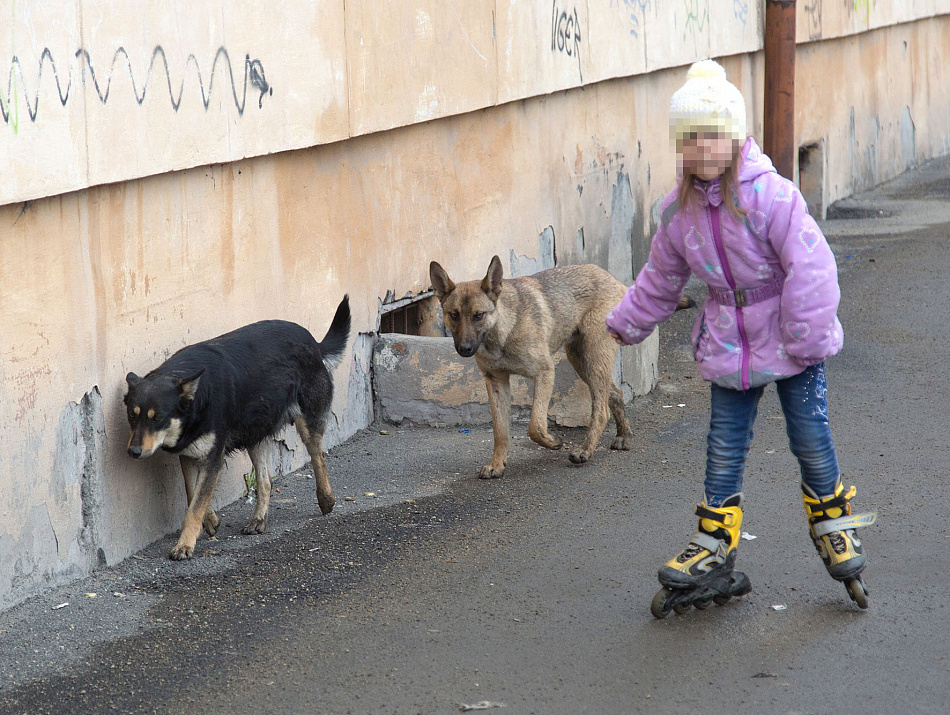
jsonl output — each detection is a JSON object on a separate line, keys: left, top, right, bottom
{"left": 52, "top": 602, "right": 69, "bottom": 610}
{"left": 460, "top": 702, "right": 506, "bottom": 712}
{"left": 771, "top": 604, "right": 787, "bottom": 611}
{"left": 741, "top": 532, "right": 757, "bottom": 541}
{"left": 677, "top": 403, "right": 686, "bottom": 407}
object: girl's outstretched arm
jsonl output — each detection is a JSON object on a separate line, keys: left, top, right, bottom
{"left": 606, "top": 221, "right": 692, "bottom": 345}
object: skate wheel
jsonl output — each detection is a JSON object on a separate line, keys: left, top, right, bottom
{"left": 713, "top": 593, "right": 731, "bottom": 606}
{"left": 694, "top": 597, "right": 713, "bottom": 610}
{"left": 673, "top": 602, "right": 691, "bottom": 614}
{"left": 651, "top": 588, "right": 673, "bottom": 619}
{"left": 846, "top": 578, "right": 869, "bottom": 609}
{"left": 732, "top": 571, "right": 753, "bottom": 598}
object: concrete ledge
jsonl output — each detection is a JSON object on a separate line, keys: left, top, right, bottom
{"left": 373, "top": 332, "right": 658, "bottom": 427}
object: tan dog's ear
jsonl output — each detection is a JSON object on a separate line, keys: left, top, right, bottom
{"left": 481, "top": 255, "right": 504, "bottom": 302}
{"left": 429, "top": 261, "right": 456, "bottom": 301}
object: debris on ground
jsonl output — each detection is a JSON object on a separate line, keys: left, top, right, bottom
{"left": 459, "top": 701, "right": 506, "bottom": 711}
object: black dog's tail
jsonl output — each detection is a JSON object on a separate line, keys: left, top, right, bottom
{"left": 319, "top": 294, "right": 351, "bottom": 369}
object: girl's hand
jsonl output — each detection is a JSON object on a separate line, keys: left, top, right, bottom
{"left": 608, "top": 328, "right": 625, "bottom": 345}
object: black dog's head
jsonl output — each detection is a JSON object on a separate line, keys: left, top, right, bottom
{"left": 123, "top": 370, "right": 203, "bottom": 459}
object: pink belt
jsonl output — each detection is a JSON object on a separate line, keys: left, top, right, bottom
{"left": 708, "top": 278, "right": 783, "bottom": 308}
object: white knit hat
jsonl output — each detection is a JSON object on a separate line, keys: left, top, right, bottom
{"left": 669, "top": 59, "right": 747, "bottom": 149}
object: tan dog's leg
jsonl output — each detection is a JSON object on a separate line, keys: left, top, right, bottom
{"left": 565, "top": 337, "right": 626, "bottom": 463}
{"left": 481, "top": 371, "right": 512, "bottom": 478}
{"left": 527, "top": 363, "right": 563, "bottom": 451}
{"left": 608, "top": 383, "right": 633, "bottom": 451}
{"left": 295, "top": 417, "right": 335, "bottom": 515}
{"left": 243, "top": 442, "right": 272, "bottom": 534}
{"left": 180, "top": 456, "right": 219, "bottom": 537}
{"left": 171, "top": 461, "right": 222, "bottom": 560}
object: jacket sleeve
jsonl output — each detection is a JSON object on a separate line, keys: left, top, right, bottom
{"left": 606, "top": 220, "right": 692, "bottom": 345}
{"left": 765, "top": 177, "right": 844, "bottom": 364}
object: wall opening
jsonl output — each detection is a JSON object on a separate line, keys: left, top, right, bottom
{"left": 378, "top": 293, "right": 442, "bottom": 336}
{"left": 798, "top": 141, "right": 825, "bottom": 220}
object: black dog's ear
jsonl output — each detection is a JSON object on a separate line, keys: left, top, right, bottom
{"left": 481, "top": 255, "right": 504, "bottom": 302}
{"left": 178, "top": 370, "right": 205, "bottom": 401}
{"left": 429, "top": 261, "right": 456, "bottom": 301}
{"left": 126, "top": 372, "right": 141, "bottom": 387}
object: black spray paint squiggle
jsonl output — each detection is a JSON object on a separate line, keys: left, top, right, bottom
{"left": 1, "top": 45, "right": 271, "bottom": 125}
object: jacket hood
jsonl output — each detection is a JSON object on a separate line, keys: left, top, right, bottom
{"left": 737, "top": 136, "right": 776, "bottom": 185}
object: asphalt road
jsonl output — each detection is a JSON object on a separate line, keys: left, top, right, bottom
{"left": 2, "top": 159, "right": 949, "bottom": 715}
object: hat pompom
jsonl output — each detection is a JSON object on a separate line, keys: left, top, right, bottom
{"left": 686, "top": 59, "right": 727, "bottom": 81}
{"left": 669, "top": 59, "right": 747, "bottom": 149}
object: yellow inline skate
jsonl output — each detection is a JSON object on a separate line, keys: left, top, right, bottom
{"left": 651, "top": 494, "right": 752, "bottom": 618}
{"left": 802, "top": 481, "right": 877, "bottom": 608}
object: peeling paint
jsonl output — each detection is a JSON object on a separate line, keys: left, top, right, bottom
{"left": 510, "top": 227, "right": 556, "bottom": 277}
{"left": 420, "top": 359, "right": 484, "bottom": 405}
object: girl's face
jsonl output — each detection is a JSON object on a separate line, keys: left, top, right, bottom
{"left": 679, "top": 131, "right": 736, "bottom": 180}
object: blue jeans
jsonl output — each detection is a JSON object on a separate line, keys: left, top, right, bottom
{"left": 704, "top": 363, "right": 840, "bottom": 506}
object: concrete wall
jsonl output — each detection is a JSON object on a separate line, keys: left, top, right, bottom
{"left": 2, "top": 1, "right": 950, "bottom": 610}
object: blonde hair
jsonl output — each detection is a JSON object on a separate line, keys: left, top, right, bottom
{"left": 677, "top": 141, "right": 746, "bottom": 219}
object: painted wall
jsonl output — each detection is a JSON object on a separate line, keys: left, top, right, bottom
{"left": 1, "top": 1, "right": 950, "bottom": 610}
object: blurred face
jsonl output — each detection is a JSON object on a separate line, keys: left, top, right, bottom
{"left": 679, "top": 131, "right": 736, "bottom": 180}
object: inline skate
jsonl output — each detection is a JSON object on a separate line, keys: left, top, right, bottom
{"left": 802, "top": 481, "right": 877, "bottom": 608}
{"left": 651, "top": 493, "right": 752, "bottom": 619}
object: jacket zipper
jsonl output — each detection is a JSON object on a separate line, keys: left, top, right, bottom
{"left": 709, "top": 204, "right": 752, "bottom": 390}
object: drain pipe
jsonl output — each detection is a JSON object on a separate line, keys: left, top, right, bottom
{"left": 763, "top": 0, "right": 796, "bottom": 180}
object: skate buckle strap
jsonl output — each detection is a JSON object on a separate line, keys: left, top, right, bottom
{"left": 811, "top": 511, "right": 878, "bottom": 537}
{"left": 695, "top": 504, "right": 737, "bottom": 527}
{"left": 808, "top": 485, "right": 857, "bottom": 513}
{"left": 690, "top": 532, "right": 728, "bottom": 561}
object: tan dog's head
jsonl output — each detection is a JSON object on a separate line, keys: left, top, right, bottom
{"left": 123, "top": 370, "right": 203, "bottom": 459}
{"left": 429, "top": 255, "right": 503, "bottom": 358}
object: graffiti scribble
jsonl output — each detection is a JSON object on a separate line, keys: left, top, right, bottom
{"left": 733, "top": 0, "right": 749, "bottom": 26}
{"left": 1, "top": 45, "right": 272, "bottom": 127}
{"left": 805, "top": 0, "right": 823, "bottom": 40}
{"left": 609, "top": 0, "right": 655, "bottom": 39}
{"left": 850, "top": 0, "right": 871, "bottom": 23}
{"left": 551, "top": 1, "right": 583, "bottom": 83}
{"left": 683, "top": 0, "right": 710, "bottom": 43}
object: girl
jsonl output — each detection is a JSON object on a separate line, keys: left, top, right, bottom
{"left": 606, "top": 60, "right": 876, "bottom": 611}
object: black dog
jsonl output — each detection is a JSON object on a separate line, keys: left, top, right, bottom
{"left": 124, "top": 296, "right": 351, "bottom": 560}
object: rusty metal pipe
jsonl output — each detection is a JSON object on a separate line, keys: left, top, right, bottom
{"left": 764, "top": 0, "right": 796, "bottom": 180}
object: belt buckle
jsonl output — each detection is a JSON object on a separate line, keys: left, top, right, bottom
{"left": 733, "top": 289, "right": 746, "bottom": 308}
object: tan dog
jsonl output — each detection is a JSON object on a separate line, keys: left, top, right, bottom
{"left": 429, "top": 255, "right": 633, "bottom": 478}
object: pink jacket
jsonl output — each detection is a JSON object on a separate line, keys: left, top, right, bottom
{"left": 606, "top": 137, "right": 843, "bottom": 390}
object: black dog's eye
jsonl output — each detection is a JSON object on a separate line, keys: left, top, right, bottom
{"left": 152, "top": 414, "right": 162, "bottom": 422}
